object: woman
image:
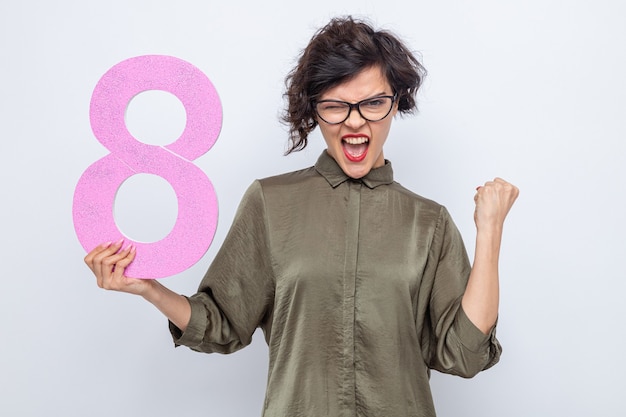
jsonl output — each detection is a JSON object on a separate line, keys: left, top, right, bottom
{"left": 85, "top": 16, "right": 518, "bottom": 417}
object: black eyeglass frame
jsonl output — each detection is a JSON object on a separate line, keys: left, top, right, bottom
{"left": 314, "top": 94, "right": 397, "bottom": 125}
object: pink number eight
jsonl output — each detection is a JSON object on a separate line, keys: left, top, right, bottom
{"left": 73, "top": 55, "right": 222, "bottom": 278}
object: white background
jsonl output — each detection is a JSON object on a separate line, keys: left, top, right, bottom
{"left": 1, "top": 0, "right": 625, "bottom": 416}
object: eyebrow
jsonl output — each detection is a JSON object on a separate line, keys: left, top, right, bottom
{"left": 318, "top": 92, "right": 391, "bottom": 102}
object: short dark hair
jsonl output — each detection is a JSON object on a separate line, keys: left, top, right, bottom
{"left": 282, "top": 16, "right": 426, "bottom": 154}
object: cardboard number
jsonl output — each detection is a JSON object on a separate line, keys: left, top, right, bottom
{"left": 73, "top": 55, "right": 222, "bottom": 278}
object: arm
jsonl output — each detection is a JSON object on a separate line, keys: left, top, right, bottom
{"left": 422, "top": 205, "right": 500, "bottom": 377}
{"left": 84, "top": 241, "right": 191, "bottom": 331}
{"left": 461, "top": 177, "right": 519, "bottom": 334}
{"left": 84, "top": 180, "right": 275, "bottom": 350}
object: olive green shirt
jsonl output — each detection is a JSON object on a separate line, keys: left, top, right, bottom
{"left": 170, "top": 151, "right": 501, "bottom": 417}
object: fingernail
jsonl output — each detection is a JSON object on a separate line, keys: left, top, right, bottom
{"left": 115, "top": 238, "right": 124, "bottom": 246}
{"left": 130, "top": 245, "right": 136, "bottom": 254}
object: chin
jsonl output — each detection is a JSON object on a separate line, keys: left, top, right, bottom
{"left": 343, "top": 163, "right": 372, "bottom": 179}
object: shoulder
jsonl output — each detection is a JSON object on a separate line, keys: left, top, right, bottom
{"left": 258, "top": 165, "right": 319, "bottom": 188}
{"left": 238, "top": 165, "right": 320, "bottom": 207}
{"left": 387, "top": 180, "right": 448, "bottom": 217}
{"left": 250, "top": 165, "right": 325, "bottom": 199}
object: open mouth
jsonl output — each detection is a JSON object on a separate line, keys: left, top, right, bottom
{"left": 342, "top": 136, "right": 369, "bottom": 162}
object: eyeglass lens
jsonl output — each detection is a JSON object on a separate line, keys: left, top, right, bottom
{"left": 316, "top": 96, "right": 394, "bottom": 124}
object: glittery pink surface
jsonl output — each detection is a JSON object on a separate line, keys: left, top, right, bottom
{"left": 73, "top": 55, "right": 222, "bottom": 278}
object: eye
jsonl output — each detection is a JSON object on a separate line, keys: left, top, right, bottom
{"left": 318, "top": 102, "right": 348, "bottom": 112}
{"left": 361, "top": 98, "right": 386, "bottom": 108}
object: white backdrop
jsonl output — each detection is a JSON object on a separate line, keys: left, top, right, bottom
{"left": 1, "top": 1, "right": 625, "bottom": 416}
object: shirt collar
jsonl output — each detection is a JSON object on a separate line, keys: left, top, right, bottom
{"left": 314, "top": 151, "right": 394, "bottom": 189}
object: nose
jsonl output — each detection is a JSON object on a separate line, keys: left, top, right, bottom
{"left": 344, "top": 106, "right": 366, "bottom": 129}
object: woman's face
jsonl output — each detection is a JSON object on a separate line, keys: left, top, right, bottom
{"left": 316, "top": 65, "right": 397, "bottom": 179}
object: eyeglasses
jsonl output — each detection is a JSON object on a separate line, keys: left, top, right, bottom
{"left": 315, "top": 94, "right": 397, "bottom": 125}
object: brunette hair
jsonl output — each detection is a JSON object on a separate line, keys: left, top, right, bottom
{"left": 282, "top": 16, "right": 426, "bottom": 154}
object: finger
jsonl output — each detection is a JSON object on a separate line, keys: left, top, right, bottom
{"left": 100, "top": 244, "right": 135, "bottom": 289}
{"left": 475, "top": 182, "right": 490, "bottom": 198}
{"left": 491, "top": 178, "right": 520, "bottom": 201}
{"left": 476, "top": 179, "right": 497, "bottom": 191}
{"left": 483, "top": 180, "right": 496, "bottom": 189}
{"left": 85, "top": 240, "right": 119, "bottom": 289}
{"left": 90, "top": 238, "right": 124, "bottom": 263}
{"left": 104, "top": 242, "right": 134, "bottom": 275}
{"left": 111, "top": 245, "right": 137, "bottom": 281}
{"left": 92, "top": 239, "right": 125, "bottom": 286}
{"left": 84, "top": 241, "right": 113, "bottom": 271}
{"left": 493, "top": 177, "right": 514, "bottom": 187}
{"left": 92, "top": 239, "right": 124, "bottom": 273}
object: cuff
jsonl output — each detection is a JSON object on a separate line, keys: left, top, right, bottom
{"left": 454, "top": 306, "right": 497, "bottom": 352}
{"left": 168, "top": 295, "right": 207, "bottom": 348}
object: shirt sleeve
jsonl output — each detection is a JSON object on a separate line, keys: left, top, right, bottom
{"left": 422, "top": 206, "right": 502, "bottom": 378}
{"left": 169, "top": 180, "right": 275, "bottom": 354}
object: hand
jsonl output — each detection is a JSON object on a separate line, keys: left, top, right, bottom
{"left": 84, "top": 239, "right": 152, "bottom": 296}
{"left": 474, "top": 178, "right": 519, "bottom": 231}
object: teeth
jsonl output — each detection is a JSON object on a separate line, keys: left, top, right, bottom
{"left": 343, "top": 137, "right": 369, "bottom": 145}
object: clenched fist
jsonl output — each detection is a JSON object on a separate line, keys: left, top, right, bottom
{"left": 474, "top": 178, "right": 519, "bottom": 230}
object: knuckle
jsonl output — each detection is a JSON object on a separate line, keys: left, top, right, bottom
{"left": 102, "top": 258, "right": 116, "bottom": 267}
{"left": 92, "top": 253, "right": 105, "bottom": 263}
{"left": 101, "top": 280, "right": 114, "bottom": 290}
